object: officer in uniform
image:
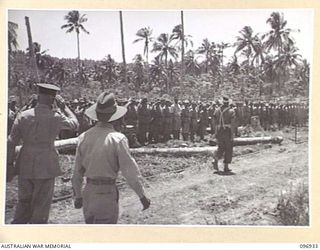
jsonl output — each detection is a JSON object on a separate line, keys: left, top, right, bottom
{"left": 171, "top": 97, "right": 182, "bottom": 140}
{"left": 198, "top": 103, "right": 209, "bottom": 141}
{"left": 212, "top": 96, "right": 236, "bottom": 173}
{"left": 163, "top": 100, "right": 173, "bottom": 142}
{"left": 137, "top": 98, "right": 151, "bottom": 145}
{"left": 208, "top": 102, "right": 217, "bottom": 135}
{"left": 72, "top": 92, "right": 150, "bottom": 224}
{"left": 7, "top": 83, "right": 79, "bottom": 224}
{"left": 190, "top": 102, "right": 198, "bottom": 142}
{"left": 181, "top": 100, "right": 191, "bottom": 141}
{"left": 149, "top": 100, "right": 163, "bottom": 143}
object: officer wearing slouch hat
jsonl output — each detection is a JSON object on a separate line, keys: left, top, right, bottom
{"left": 72, "top": 92, "right": 151, "bottom": 224}
{"left": 7, "top": 83, "right": 79, "bottom": 224}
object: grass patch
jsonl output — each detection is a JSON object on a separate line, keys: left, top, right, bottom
{"left": 276, "top": 182, "right": 309, "bottom": 226}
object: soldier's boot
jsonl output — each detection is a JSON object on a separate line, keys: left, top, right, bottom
{"left": 212, "top": 158, "right": 219, "bottom": 171}
{"left": 224, "top": 163, "right": 232, "bottom": 172}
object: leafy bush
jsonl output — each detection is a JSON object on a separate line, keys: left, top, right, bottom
{"left": 276, "top": 182, "right": 309, "bottom": 226}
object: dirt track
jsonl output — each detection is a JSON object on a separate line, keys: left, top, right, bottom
{"left": 5, "top": 128, "right": 309, "bottom": 225}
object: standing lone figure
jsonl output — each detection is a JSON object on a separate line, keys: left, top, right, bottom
{"left": 7, "top": 83, "right": 79, "bottom": 224}
{"left": 212, "top": 96, "right": 236, "bottom": 173}
{"left": 72, "top": 92, "right": 151, "bottom": 224}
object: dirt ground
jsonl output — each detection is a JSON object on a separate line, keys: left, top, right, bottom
{"left": 5, "top": 127, "right": 309, "bottom": 225}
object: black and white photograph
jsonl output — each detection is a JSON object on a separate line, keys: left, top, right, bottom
{"left": 5, "top": 9, "right": 312, "bottom": 225}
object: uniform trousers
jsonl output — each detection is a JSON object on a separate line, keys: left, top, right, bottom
{"left": 12, "top": 176, "right": 55, "bottom": 224}
{"left": 83, "top": 183, "right": 119, "bottom": 224}
{"left": 215, "top": 127, "right": 233, "bottom": 164}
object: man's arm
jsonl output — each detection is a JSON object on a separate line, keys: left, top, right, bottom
{"left": 7, "top": 114, "right": 22, "bottom": 165}
{"left": 55, "top": 95, "right": 79, "bottom": 131}
{"left": 117, "top": 136, "right": 150, "bottom": 210}
{"left": 117, "top": 137, "right": 146, "bottom": 198}
{"left": 7, "top": 114, "right": 23, "bottom": 181}
{"left": 230, "top": 109, "right": 236, "bottom": 140}
{"left": 71, "top": 134, "right": 85, "bottom": 199}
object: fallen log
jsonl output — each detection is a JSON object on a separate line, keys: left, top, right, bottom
{"left": 15, "top": 136, "right": 283, "bottom": 155}
{"left": 131, "top": 146, "right": 217, "bottom": 156}
{"left": 209, "top": 136, "right": 283, "bottom": 146}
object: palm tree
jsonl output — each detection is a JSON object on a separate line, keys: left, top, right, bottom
{"left": 132, "top": 54, "right": 145, "bottom": 92}
{"left": 149, "top": 56, "right": 166, "bottom": 89}
{"left": 171, "top": 25, "right": 193, "bottom": 49}
{"left": 119, "top": 11, "right": 129, "bottom": 96}
{"left": 228, "top": 55, "right": 241, "bottom": 76}
{"left": 101, "top": 54, "right": 118, "bottom": 88}
{"left": 197, "top": 38, "right": 218, "bottom": 73}
{"left": 234, "top": 26, "right": 259, "bottom": 66}
{"left": 152, "top": 33, "right": 178, "bottom": 93}
{"left": 8, "top": 21, "right": 18, "bottom": 53}
{"left": 298, "top": 59, "right": 310, "bottom": 87}
{"left": 167, "top": 59, "right": 179, "bottom": 91}
{"left": 251, "top": 37, "right": 265, "bottom": 66}
{"left": 184, "top": 50, "right": 200, "bottom": 76}
{"left": 197, "top": 39, "right": 209, "bottom": 73}
{"left": 152, "top": 33, "right": 178, "bottom": 68}
{"left": 263, "top": 12, "right": 298, "bottom": 57}
{"left": 61, "top": 10, "right": 89, "bottom": 81}
{"left": 274, "top": 44, "right": 301, "bottom": 91}
{"left": 180, "top": 11, "right": 185, "bottom": 78}
{"left": 171, "top": 17, "right": 194, "bottom": 79}
{"left": 133, "top": 27, "right": 153, "bottom": 64}
{"left": 217, "top": 42, "right": 230, "bottom": 85}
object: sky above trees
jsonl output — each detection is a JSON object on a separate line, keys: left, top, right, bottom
{"left": 8, "top": 9, "right": 313, "bottom": 63}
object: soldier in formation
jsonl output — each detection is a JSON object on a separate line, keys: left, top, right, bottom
{"left": 9, "top": 93, "right": 309, "bottom": 146}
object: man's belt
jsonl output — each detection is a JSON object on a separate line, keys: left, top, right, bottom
{"left": 87, "top": 177, "right": 116, "bottom": 185}
{"left": 217, "top": 124, "right": 232, "bottom": 129}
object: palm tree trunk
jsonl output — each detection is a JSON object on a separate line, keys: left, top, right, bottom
{"left": 221, "top": 49, "right": 224, "bottom": 86}
{"left": 165, "top": 54, "right": 169, "bottom": 93}
{"left": 180, "top": 11, "right": 185, "bottom": 80}
{"left": 145, "top": 43, "right": 150, "bottom": 84}
{"left": 77, "top": 31, "right": 80, "bottom": 65}
{"left": 120, "top": 11, "right": 129, "bottom": 97}
{"left": 76, "top": 31, "right": 83, "bottom": 86}
{"left": 205, "top": 53, "right": 209, "bottom": 73}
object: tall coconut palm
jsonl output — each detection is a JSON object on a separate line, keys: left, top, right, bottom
{"left": 274, "top": 44, "right": 301, "bottom": 91}
{"left": 152, "top": 33, "right": 178, "bottom": 68}
{"left": 61, "top": 10, "right": 89, "bottom": 80}
{"left": 167, "top": 59, "right": 179, "bottom": 91}
{"left": 298, "top": 59, "right": 310, "bottom": 87}
{"left": 262, "top": 12, "right": 298, "bottom": 57}
{"left": 132, "top": 54, "right": 145, "bottom": 92}
{"left": 150, "top": 56, "right": 166, "bottom": 89}
{"left": 184, "top": 50, "right": 200, "bottom": 76}
{"left": 217, "top": 42, "right": 230, "bottom": 85}
{"left": 251, "top": 37, "right": 265, "bottom": 66}
{"left": 180, "top": 11, "right": 185, "bottom": 78}
{"left": 234, "top": 26, "right": 259, "bottom": 66}
{"left": 228, "top": 55, "right": 241, "bottom": 76}
{"left": 152, "top": 33, "right": 178, "bottom": 93}
{"left": 133, "top": 27, "right": 153, "bottom": 64}
{"left": 8, "top": 21, "right": 19, "bottom": 53}
{"left": 171, "top": 24, "right": 194, "bottom": 49}
{"left": 197, "top": 38, "right": 214, "bottom": 73}
{"left": 101, "top": 54, "right": 118, "bottom": 88}
{"left": 119, "top": 11, "right": 129, "bottom": 96}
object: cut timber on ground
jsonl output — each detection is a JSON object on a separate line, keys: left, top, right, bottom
{"left": 15, "top": 136, "right": 284, "bottom": 155}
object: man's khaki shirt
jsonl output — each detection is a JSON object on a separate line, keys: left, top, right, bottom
{"left": 72, "top": 122, "right": 145, "bottom": 199}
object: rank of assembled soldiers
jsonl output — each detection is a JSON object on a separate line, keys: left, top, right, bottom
{"left": 8, "top": 94, "right": 309, "bottom": 147}
{"left": 6, "top": 84, "right": 309, "bottom": 224}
